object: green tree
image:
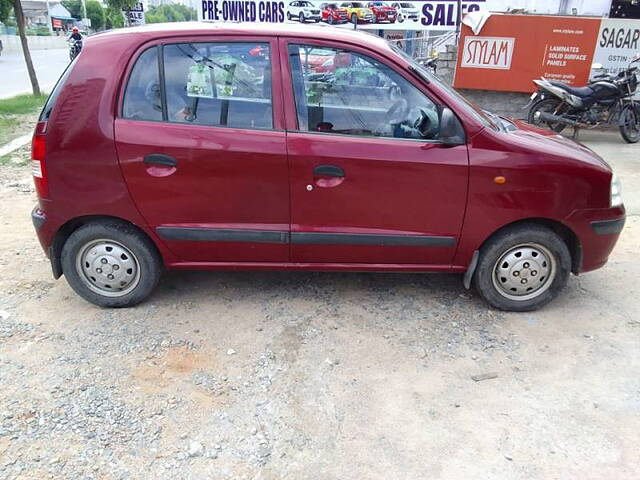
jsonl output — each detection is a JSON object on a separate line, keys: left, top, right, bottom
{"left": 145, "top": 4, "right": 195, "bottom": 23}
{"left": 61, "top": 0, "right": 81, "bottom": 19}
{"left": 105, "top": 0, "right": 137, "bottom": 26}
{"left": 105, "top": 5, "right": 124, "bottom": 28}
{"left": 85, "top": 0, "right": 105, "bottom": 29}
{"left": 0, "top": 0, "right": 12, "bottom": 23}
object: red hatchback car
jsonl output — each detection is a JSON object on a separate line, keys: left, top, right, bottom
{"left": 31, "top": 23, "right": 625, "bottom": 311}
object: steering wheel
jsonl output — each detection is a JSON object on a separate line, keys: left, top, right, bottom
{"left": 385, "top": 98, "right": 409, "bottom": 125}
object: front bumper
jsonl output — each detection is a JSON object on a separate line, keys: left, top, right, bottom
{"left": 566, "top": 205, "right": 626, "bottom": 273}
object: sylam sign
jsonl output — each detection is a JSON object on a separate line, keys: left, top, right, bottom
{"left": 460, "top": 36, "right": 515, "bottom": 69}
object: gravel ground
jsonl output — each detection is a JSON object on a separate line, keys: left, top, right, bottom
{"left": 0, "top": 130, "right": 639, "bottom": 479}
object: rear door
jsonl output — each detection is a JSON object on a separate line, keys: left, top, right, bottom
{"left": 281, "top": 40, "right": 469, "bottom": 266}
{"left": 115, "top": 37, "right": 290, "bottom": 263}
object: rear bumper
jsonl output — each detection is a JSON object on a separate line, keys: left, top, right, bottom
{"left": 31, "top": 204, "right": 63, "bottom": 279}
{"left": 566, "top": 205, "right": 625, "bottom": 273}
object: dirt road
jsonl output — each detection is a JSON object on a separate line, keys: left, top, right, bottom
{"left": 0, "top": 131, "right": 639, "bottom": 479}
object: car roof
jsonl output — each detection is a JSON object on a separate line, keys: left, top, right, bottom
{"left": 97, "top": 21, "right": 390, "bottom": 51}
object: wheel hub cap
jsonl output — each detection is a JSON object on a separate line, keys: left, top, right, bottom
{"left": 492, "top": 243, "right": 556, "bottom": 301}
{"left": 76, "top": 240, "right": 140, "bottom": 297}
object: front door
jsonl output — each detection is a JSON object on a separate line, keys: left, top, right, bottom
{"left": 283, "top": 41, "right": 468, "bottom": 266}
{"left": 115, "top": 38, "right": 290, "bottom": 263}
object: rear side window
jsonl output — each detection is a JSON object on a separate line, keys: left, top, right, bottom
{"left": 122, "top": 42, "right": 273, "bottom": 130}
{"left": 163, "top": 42, "right": 272, "bottom": 129}
{"left": 122, "top": 47, "right": 162, "bottom": 122}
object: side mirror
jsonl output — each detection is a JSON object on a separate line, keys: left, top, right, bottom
{"left": 439, "top": 107, "right": 466, "bottom": 146}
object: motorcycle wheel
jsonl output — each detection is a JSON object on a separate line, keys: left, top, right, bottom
{"left": 527, "top": 98, "right": 567, "bottom": 133}
{"left": 619, "top": 104, "right": 640, "bottom": 143}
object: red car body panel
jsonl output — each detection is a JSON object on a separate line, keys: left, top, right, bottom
{"left": 31, "top": 23, "right": 623, "bottom": 280}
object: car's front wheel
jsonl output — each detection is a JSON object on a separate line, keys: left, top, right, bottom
{"left": 473, "top": 224, "right": 571, "bottom": 312}
{"left": 61, "top": 221, "right": 162, "bottom": 308}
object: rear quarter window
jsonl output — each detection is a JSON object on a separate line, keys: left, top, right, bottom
{"left": 39, "top": 58, "right": 77, "bottom": 122}
{"left": 122, "top": 47, "right": 162, "bottom": 122}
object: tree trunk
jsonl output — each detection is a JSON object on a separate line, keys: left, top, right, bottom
{"left": 13, "top": 0, "right": 41, "bottom": 96}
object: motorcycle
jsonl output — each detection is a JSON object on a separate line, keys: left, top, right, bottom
{"left": 69, "top": 39, "right": 83, "bottom": 61}
{"left": 526, "top": 53, "right": 640, "bottom": 143}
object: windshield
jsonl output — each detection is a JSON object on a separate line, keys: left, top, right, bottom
{"left": 400, "top": 3, "right": 413, "bottom": 7}
{"left": 353, "top": 2, "right": 365, "bottom": 7}
{"left": 300, "top": 1, "right": 312, "bottom": 5}
{"left": 389, "top": 44, "right": 499, "bottom": 130}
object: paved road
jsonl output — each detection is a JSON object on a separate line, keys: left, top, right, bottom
{"left": 1, "top": 48, "right": 69, "bottom": 99}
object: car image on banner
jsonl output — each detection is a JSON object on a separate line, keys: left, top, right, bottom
{"left": 287, "top": 1, "right": 322, "bottom": 22}
{"left": 320, "top": 3, "right": 349, "bottom": 24}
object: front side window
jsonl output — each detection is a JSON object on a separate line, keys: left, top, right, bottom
{"left": 163, "top": 42, "right": 273, "bottom": 129}
{"left": 288, "top": 44, "right": 441, "bottom": 140}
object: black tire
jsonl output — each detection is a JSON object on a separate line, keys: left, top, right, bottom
{"left": 619, "top": 104, "right": 640, "bottom": 143}
{"left": 527, "top": 98, "right": 568, "bottom": 133}
{"left": 299, "top": 12, "right": 305, "bottom": 22}
{"left": 351, "top": 13, "right": 357, "bottom": 24}
{"left": 61, "top": 221, "right": 162, "bottom": 308}
{"left": 287, "top": 12, "right": 292, "bottom": 20}
{"left": 473, "top": 224, "right": 571, "bottom": 312}
{"left": 327, "top": 16, "right": 334, "bottom": 24}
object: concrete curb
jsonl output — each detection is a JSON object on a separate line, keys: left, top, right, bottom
{"left": 0, "top": 134, "right": 31, "bottom": 157}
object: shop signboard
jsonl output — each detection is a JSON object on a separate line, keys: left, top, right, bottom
{"left": 453, "top": 14, "right": 601, "bottom": 92}
{"left": 197, "top": 0, "right": 487, "bottom": 30}
{"left": 593, "top": 18, "right": 640, "bottom": 75}
{"left": 124, "top": 1, "right": 146, "bottom": 27}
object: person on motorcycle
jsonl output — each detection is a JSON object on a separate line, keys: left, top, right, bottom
{"left": 69, "top": 26, "right": 82, "bottom": 42}
{"left": 68, "top": 27, "right": 83, "bottom": 60}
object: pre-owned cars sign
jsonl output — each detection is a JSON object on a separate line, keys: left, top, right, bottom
{"left": 454, "top": 14, "right": 601, "bottom": 93}
{"left": 198, "top": 0, "right": 487, "bottom": 30}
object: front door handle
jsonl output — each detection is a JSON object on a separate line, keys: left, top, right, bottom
{"left": 144, "top": 154, "right": 177, "bottom": 167}
{"left": 313, "top": 164, "right": 344, "bottom": 178}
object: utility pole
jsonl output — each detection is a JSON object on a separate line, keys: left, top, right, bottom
{"left": 13, "top": 0, "right": 41, "bottom": 96}
{"left": 81, "top": 0, "right": 87, "bottom": 28}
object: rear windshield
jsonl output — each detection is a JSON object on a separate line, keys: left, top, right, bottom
{"left": 39, "top": 58, "right": 77, "bottom": 122}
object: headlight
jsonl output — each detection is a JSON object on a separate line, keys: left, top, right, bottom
{"left": 610, "top": 175, "right": 623, "bottom": 207}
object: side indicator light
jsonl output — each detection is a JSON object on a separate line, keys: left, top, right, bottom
{"left": 494, "top": 176, "right": 507, "bottom": 185}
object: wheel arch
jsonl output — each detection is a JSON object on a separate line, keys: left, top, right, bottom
{"left": 477, "top": 218, "right": 582, "bottom": 275}
{"left": 50, "top": 215, "right": 161, "bottom": 279}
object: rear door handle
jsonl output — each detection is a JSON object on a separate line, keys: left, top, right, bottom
{"left": 143, "top": 154, "right": 177, "bottom": 167}
{"left": 313, "top": 164, "right": 344, "bottom": 177}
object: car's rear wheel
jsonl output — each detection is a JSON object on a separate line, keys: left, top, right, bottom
{"left": 473, "top": 224, "right": 571, "bottom": 311}
{"left": 61, "top": 221, "right": 162, "bottom": 308}
{"left": 351, "top": 13, "right": 357, "bottom": 23}
{"left": 299, "top": 12, "right": 305, "bottom": 22}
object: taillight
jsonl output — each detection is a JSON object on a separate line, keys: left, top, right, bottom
{"left": 31, "top": 121, "right": 48, "bottom": 198}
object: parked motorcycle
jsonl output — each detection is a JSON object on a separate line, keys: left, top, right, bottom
{"left": 527, "top": 53, "right": 640, "bottom": 143}
{"left": 69, "top": 39, "right": 83, "bottom": 61}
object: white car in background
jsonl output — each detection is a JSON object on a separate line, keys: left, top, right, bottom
{"left": 288, "top": 1, "right": 322, "bottom": 22}
{"left": 391, "top": 1, "right": 419, "bottom": 22}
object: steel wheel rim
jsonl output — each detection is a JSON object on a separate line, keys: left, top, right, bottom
{"left": 76, "top": 239, "right": 141, "bottom": 297}
{"left": 492, "top": 243, "right": 556, "bottom": 301}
